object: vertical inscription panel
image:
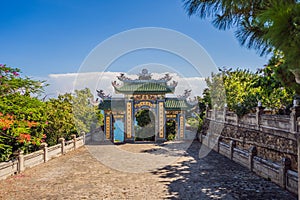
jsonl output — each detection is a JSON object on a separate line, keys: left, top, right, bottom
{"left": 105, "top": 115, "right": 111, "bottom": 139}
{"left": 180, "top": 115, "right": 184, "bottom": 139}
{"left": 126, "top": 102, "right": 132, "bottom": 138}
{"left": 159, "top": 102, "right": 165, "bottom": 138}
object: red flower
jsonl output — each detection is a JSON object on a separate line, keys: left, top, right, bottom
{"left": 18, "top": 134, "right": 31, "bottom": 143}
{"left": 12, "top": 71, "right": 19, "bottom": 76}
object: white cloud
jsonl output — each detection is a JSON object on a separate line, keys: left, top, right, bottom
{"left": 44, "top": 71, "right": 207, "bottom": 99}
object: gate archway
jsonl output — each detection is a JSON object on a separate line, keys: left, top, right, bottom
{"left": 134, "top": 107, "right": 156, "bottom": 141}
{"left": 98, "top": 69, "right": 196, "bottom": 143}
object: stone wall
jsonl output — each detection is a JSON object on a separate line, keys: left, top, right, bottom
{"left": 200, "top": 106, "right": 300, "bottom": 194}
{"left": 203, "top": 107, "right": 299, "bottom": 170}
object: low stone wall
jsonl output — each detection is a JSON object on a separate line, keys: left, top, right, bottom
{"left": 200, "top": 134, "right": 298, "bottom": 194}
{"left": 204, "top": 107, "right": 299, "bottom": 170}
{"left": 0, "top": 134, "right": 85, "bottom": 180}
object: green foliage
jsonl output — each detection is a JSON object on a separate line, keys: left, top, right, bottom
{"left": 205, "top": 72, "right": 226, "bottom": 109}
{"left": 135, "top": 109, "right": 155, "bottom": 141}
{"left": 205, "top": 66, "right": 295, "bottom": 116}
{"left": 44, "top": 88, "right": 103, "bottom": 146}
{"left": 135, "top": 109, "right": 154, "bottom": 127}
{"left": 254, "top": 61, "right": 295, "bottom": 111}
{"left": 0, "top": 64, "right": 103, "bottom": 160}
{"left": 184, "top": 0, "right": 300, "bottom": 88}
{"left": 188, "top": 113, "right": 203, "bottom": 128}
{"left": 0, "top": 65, "right": 47, "bottom": 161}
{"left": 73, "top": 88, "right": 101, "bottom": 134}
{"left": 44, "top": 93, "right": 77, "bottom": 146}
{"left": 0, "top": 64, "right": 46, "bottom": 96}
{"left": 166, "top": 120, "right": 176, "bottom": 141}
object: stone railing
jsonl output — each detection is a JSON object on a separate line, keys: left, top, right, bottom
{"left": 201, "top": 105, "right": 300, "bottom": 195}
{"left": 0, "top": 134, "right": 85, "bottom": 180}
{"left": 200, "top": 135, "right": 298, "bottom": 194}
{"left": 206, "top": 106, "right": 297, "bottom": 133}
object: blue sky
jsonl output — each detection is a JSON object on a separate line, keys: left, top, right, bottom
{"left": 0, "top": 0, "right": 269, "bottom": 79}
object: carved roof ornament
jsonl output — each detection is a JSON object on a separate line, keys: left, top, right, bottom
{"left": 187, "top": 96, "right": 198, "bottom": 106}
{"left": 169, "top": 80, "right": 178, "bottom": 87}
{"left": 117, "top": 73, "right": 131, "bottom": 81}
{"left": 178, "top": 89, "right": 192, "bottom": 99}
{"left": 159, "top": 73, "right": 172, "bottom": 82}
{"left": 111, "top": 80, "right": 120, "bottom": 87}
{"left": 138, "top": 69, "right": 152, "bottom": 80}
{"left": 96, "top": 89, "right": 111, "bottom": 100}
{"left": 111, "top": 69, "right": 179, "bottom": 94}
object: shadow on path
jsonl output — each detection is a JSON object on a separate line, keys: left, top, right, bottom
{"left": 151, "top": 141, "right": 297, "bottom": 200}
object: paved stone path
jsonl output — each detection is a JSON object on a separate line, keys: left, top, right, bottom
{"left": 0, "top": 141, "right": 297, "bottom": 199}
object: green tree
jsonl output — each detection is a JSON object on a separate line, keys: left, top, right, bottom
{"left": 135, "top": 109, "right": 154, "bottom": 127}
{"left": 204, "top": 67, "right": 295, "bottom": 116}
{"left": 0, "top": 64, "right": 45, "bottom": 96}
{"left": 205, "top": 71, "right": 226, "bottom": 109}
{"left": 44, "top": 93, "right": 77, "bottom": 146}
{"left": 0, "top": 65, "right": 47, "bottom": 161}
{"left": 135, "top": 109, "right": 155, "bottom": 141}
{"left": 184, "top": 0, "right": 300, "bottom": 85}
{"left": 73, "top": 88, "right": 100, "bottom": 134}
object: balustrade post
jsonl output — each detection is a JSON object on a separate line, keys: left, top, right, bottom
{"left": 58, "top": 138, "right": 65, "bottom": 155}
{"left": 213, "top": 106, "right": 217, "bottom": 121}
{"left": 279, "top": 157, "right": 291, "bottom": 189}
{"left": 206, "top": 132, "right": 210, "bottom": 148}
{"left": 17, "top": 150, "right": 24, "bottom": 173}
{"left": 217, "top": 137, "right": 221, "bottom": 153}
{"left": 290, "top": 103, "right": 300, "bottom": 133}
{"left": 41, "top": 143, "right": 48, "bottom": 162}
{"left": 297, "top": 135, "right": 300, "bottom": 199}
{"left": 249, "top": 145, "right": 257, "bottom": 172}
{"left": 198, "top": 131, "right": 203, "bottom": 143}
{"left": 82, "top": 131, "right": 86, "bottom": 144}
{"left": 229, "top": 140, "right": 236, "bottom": 160}
{"left": 223, "top": 104, "right": 228, "bottom": 122}
{"left": 71, "top": 134, "right": 77, "bottom": 149}
{"left": 256, "top": 102, "right": 264, "bottom": 130}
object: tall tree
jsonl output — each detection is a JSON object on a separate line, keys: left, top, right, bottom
{"left": 0, "top": 65, "right": 47, "bottom": 161}
{"left": 184, "top": 0, "right": 300, "bottom": 84}
{"left": 72, "top": 88, "right": 101, "bottom": 134}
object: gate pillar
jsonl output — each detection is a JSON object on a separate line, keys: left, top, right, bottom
{"left": 177, "top": 113, "right": 185, "bottom": 140}
{"left": 125, "top": 100, "right": 134, "bottom": 142}
{"left": 104, "top": 113, "right": 112, "bottom": 140}
{"left": 157, "top": 100, "right": 166, "bottom": 142}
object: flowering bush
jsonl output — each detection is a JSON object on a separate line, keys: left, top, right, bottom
{"left": 0, "top": 113, "right": 46, "bottom": 161}
{"left": 0, "top": 64, "right": 102, "bottom": 161}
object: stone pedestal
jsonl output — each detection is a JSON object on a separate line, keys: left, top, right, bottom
{"left": 41, "top": 143, "right": 48, "bottom": 162}
{"left": 279, "top": 157, "right": 291, "bottom": 189}
{"left": 17, "top": 150, "right": 24, "bottom": 173}
{"left": 249, "top": 146, "right": 257, "bottom": 172}
{"left": 58, "top": 138, "right": 65, "bottom": 155}
{"left": 71, "top": 134, "right": 77, "bottom": 149}
{"left": 290, "top": 106, "right": 300, "bottom": 133}
{"left": 256, "top": 106, "right": 264, "bottom": 130}
{"left": 229, "top": 140, "right": 236, "bottom": 160}
{"left": 297, "top": 135, "right": 300, "bottom": 199}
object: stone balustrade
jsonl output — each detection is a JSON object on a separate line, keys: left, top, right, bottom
{"left": 200, "top": 134, "right": 298, "bottom": 194}
{"left": 0, "top": 134, "right": 85, "bottom": 180}
{"left": 202, "top": 105, "right": 300, "bottom": 195}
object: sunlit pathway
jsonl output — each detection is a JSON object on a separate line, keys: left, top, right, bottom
{"left": 0, "top": 141, "right": 297, "bottom": 200}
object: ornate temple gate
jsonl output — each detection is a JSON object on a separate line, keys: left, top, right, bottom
{"left": 98, "top": 69, "right": 195, "bottom": 143}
